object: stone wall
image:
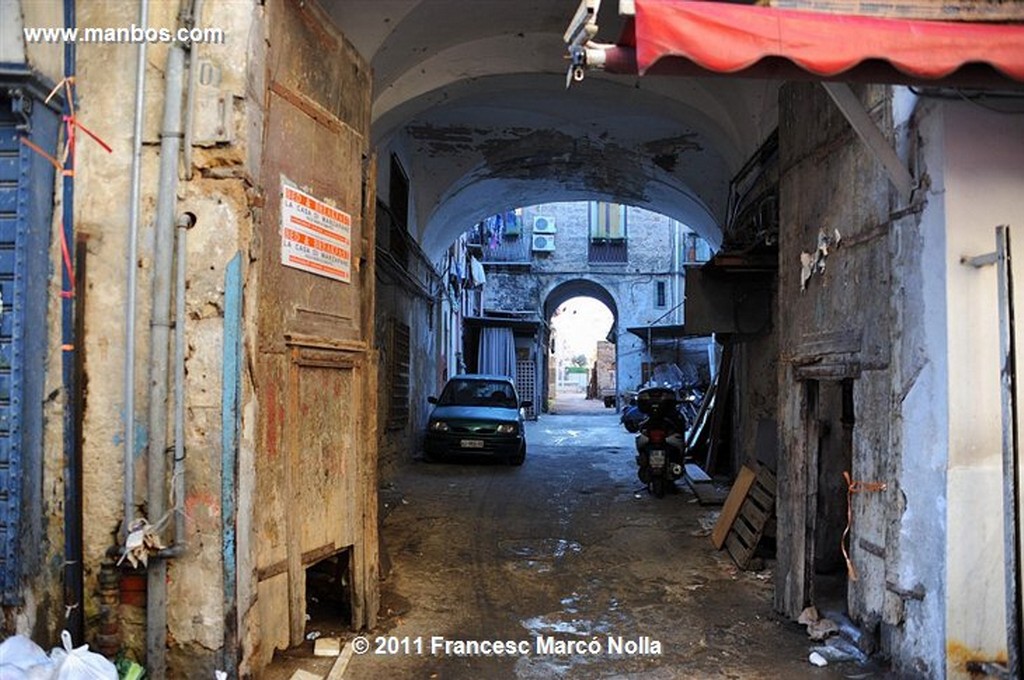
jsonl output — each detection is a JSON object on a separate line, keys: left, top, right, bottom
{"left": 22, "top": 0, "right": 266, "bottom": 672}
{"left": 483, "top": 202, "right": 702, "bottom": 403}
{"left": 375, "top": 241, "right": 443, "bottom": 478}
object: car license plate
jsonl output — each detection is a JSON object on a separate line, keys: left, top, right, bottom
{"left": 460, "top": 439, "right": 485, "bottom": 449}
{"left": 649, "top": 450, "right": 666, "bottom": 467}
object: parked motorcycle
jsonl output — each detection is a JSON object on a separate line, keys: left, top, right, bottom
{"left": 678, "top": 387, "right": 703, "bottom": 428}
{"left": 620, "top": 391, "right": 643, "bottom": 433}
{"left": 633, "top": 386, "right": 687, "bottom": 498}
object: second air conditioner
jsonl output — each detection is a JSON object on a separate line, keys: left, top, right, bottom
{"left": 533, "top": 216, "right": 556, "bottom": 234}
{"left": 532, "top": 234, "right": 555, "bottom": 252}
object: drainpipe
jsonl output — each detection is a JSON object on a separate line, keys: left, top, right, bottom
{"left": 672, "top": 221, "right": 680, "bottom": 325}
{"left": 124, "top": 0, "right": 149, "bottom": 544}
{"left": 172, "top": 212, "right": 195, "bottom": 552}
{"left": 221, "top": 254, "right": 243, "bottom": 677}
{"left": 182, "top": 0, "right": 203, "bottom": 180}
{"left": 146, "top": 26, "right": 187, "bottom": 677}
{"left": 61, "top": 0, "right": 84, "bottom": 646}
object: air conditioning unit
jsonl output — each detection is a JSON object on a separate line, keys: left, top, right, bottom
{"left": 532, "top": 233, "right": 556, "bottom": 252}
{"left": 533, "top": 216, "right": 556, "bottom": 234}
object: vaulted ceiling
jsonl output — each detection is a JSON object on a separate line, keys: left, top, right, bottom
{"left": 325, "top": 0, "right": 779, "bottom": 258}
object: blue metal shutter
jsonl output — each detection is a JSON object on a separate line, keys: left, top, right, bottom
{"left": 0, "top": 95, "right": 26, "bottom": 605}
{"left": 0, "top": 90, "right": 57, "bottom": 606}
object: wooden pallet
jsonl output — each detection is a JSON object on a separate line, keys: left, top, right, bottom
{"left": 712, "top": 465, "right": 777, "bottom": 569}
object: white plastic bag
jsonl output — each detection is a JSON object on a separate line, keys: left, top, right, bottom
{"left": 0, "top": 635, "right": 55, "bottom": 679}
{"left": 49, "top": 632, "right": 116, "bottom": 680}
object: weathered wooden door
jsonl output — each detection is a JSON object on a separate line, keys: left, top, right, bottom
{"left": 251, "top": 0, "right": 378, "bottom": 661}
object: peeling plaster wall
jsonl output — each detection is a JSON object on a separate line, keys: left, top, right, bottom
{"left": 889, "top": 94, "right": 947, "bottom": 678}
{"left": 55, "top": 0, "right": 264, "bottom": 672}
{"left": 386, "top": 91, "right": 730, "bottom": 261}
{"left": 375, "top": 246, "right": 442, "bottom": 480}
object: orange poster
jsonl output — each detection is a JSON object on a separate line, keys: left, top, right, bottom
{"left": 280, "top": 184, "right": 352, "bottom": 283}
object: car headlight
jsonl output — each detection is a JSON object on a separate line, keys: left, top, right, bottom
{"left": 429, "top": 420, "right": 449, "bottom": 432}
{"left": 495, "top": 423, "right": 517, "bottom": 434}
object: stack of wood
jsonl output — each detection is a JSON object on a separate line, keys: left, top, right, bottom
{"left": 683, "top": 343, "right": 733, "bottom": 475}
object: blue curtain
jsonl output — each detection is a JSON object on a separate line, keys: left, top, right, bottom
{"left": 478, "top": 327, "right": 516, "bottom": 378}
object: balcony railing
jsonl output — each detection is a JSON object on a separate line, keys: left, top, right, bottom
{"left": 588, "top": 239, "right": 628, "bottom": 264}
{"left": 474, "top": 236, "right": 531, "bottom": 263}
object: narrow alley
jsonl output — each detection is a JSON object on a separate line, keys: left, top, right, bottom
{"left": 344, "top": 405, "right": 877, "bottom": 679}
{"left": 3, "top": 1, "right": 1024, "bottom": 678}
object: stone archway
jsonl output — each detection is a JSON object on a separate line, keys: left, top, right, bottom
{"left": 541, "top": 279, "right": 620, "bottom": 413}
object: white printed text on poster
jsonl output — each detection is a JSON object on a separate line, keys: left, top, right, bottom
{"left": 280, "top": 185, "right": 352, "bottom": 283}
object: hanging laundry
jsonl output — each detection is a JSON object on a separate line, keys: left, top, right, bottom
{"left": 468, "top": 255, "right": 487, "bottom": 288}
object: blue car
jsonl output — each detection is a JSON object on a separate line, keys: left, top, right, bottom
{"left": 424, "top": 374, "right": 531, "bottom": 465}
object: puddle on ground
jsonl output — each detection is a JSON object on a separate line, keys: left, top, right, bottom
{"left": 514, "top": 655, "right": 576, "bottom": 679}
{"left": 501, "top": 538, "right": 582, "bottom": 574}
{"left": 520, "top": 614, "right": 600, "bottom": 637}
{"left": 546, "top": 429, "right": 583, "bottom": 445}
{"left": 506, "top": 559, "right": 553, "bottom": 574}
{"left": 499, "top": 538, "right": 583, "bottom": 560}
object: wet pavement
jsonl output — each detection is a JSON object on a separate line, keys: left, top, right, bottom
{"left": 341, "top": 410, "right": 888, "bottom": 679}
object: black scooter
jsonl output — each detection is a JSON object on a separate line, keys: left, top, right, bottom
{"left": 633, "top": 386, "right": 687, "bottom": 498}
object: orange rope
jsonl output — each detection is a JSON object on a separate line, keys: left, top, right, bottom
{"left": 842, "top": 471, "right": 887, "bottom": 582}
{"left": 59, "top": 225, "right": 75, "bottom": 299}
{"left": 19, "top": 137, "right": 62, "bottom": 171}
{"left": 21, "top": 77, "right": 113, "bottom": 299}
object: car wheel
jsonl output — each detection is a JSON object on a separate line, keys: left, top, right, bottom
{"left": 509, "top": 444, "right": 526, "bottom": 466}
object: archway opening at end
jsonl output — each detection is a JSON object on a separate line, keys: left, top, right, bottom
{"left": 549, "top": 297, "right": 616, "bottom": 415}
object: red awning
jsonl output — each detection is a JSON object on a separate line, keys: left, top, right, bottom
{"left": 598, "top": 0, "right": 1024, "bottom": 86}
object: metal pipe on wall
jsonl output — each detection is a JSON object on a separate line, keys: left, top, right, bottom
{"left": 61, "top": 0, "right": 84, "bottom": 645}
{"left": 182, "top": 0, "right": 203, "bottom": 180}
{"left": 146, "top": 34, "right": 187, "bottom": 678}
{"left": 997, "top": 225, "right": 1023, "bottom": 678}
{"left": 124, "top": 0, "right": 149, "bottom": 543}
{"left": 172, "top": 212, "right": 195, "bottom": 552}
{"left": 221, "top": 253, "right": 243, "bottom": 677}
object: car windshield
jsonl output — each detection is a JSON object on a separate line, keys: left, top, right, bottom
{"left": 439, "top": 379, "right": 517, "bottom": 408}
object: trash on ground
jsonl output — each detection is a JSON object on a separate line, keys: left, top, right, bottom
{"left": 807, "top": 617, "right": 839, "bottom": 641}
{"left": 118, "top": 519, "right": 166, "bottom": 569}
{"left": 313, "top": 637, "right": 342, "bottom": 657}
{"left": 797, "top": 605, "right": 839, "bottom": 640}
{"left": 0, "top": 634, "right": 54, "bottom": 676}
{"left": 51, "top": 631, "right": 118, "bottom": 679}
{"left": 812, "top": 636, "right": 869, "bottom": 664}
{"left": 288, "top": 670, "right": 323, "bottom": 680}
